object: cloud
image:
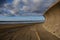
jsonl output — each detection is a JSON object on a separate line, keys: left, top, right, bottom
{"left": 0, "top": 0, "right": 56, "bottom": 16}
{"left": 12, "top": 0, "right": 42, "bottom": 12}
{"left": 22, "top": 0, "right": 42, "bottom": 12}
{"left": 13, "top": 0, "right": 21, "bottom": 6}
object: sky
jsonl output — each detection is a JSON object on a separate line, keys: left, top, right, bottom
{"left": 0, "top": 0, "right": 57, "bottom": 16}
